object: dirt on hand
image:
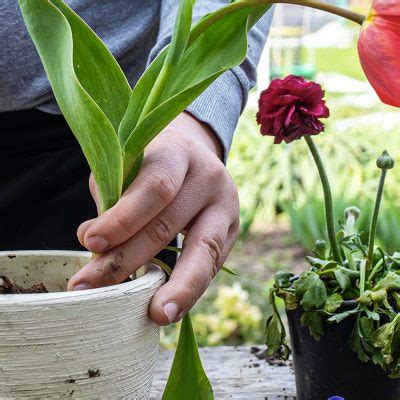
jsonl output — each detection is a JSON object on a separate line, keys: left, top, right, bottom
{"left": 0, "top": 275, "right": 48, "bottom": 294}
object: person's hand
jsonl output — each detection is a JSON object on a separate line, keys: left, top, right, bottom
{"left": 68, "top": 112, "right": 240, "bottom": 326}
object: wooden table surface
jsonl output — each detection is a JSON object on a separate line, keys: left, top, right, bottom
{"left": 150, "top": 346, "right": 297, "bottom": 400}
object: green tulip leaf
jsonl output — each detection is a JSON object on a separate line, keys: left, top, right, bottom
{"left": 163, "top": 314, "right": 213, "bottom": 400}
{"left": 19, "top": 0, "right": 123, "bottom": 212}
{"left": 50, "top": 0, "right": 132, "bottom": 131}
{"left": 122, "top": 3, "right": 271, "bottom": 185}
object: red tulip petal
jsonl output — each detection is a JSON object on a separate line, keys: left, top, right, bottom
{"left": 358, "top": 8, "right": 400, "bottom": 107}
{"left": 372, "top": 0, "right": 400, "bottom": 16}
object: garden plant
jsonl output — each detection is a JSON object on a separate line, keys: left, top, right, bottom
{"left": 262, "top": 75, "right": 400, "bottom": 399}
{"left": 16, "top": 0, "right": 399, "bottom": 399}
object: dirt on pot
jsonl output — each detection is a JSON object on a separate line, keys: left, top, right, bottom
{"left": 0, "top": 275, "right": 48, "bottom": 294}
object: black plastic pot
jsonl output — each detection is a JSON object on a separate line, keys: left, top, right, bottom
{"left": 286, "top": 307, "right": 400, "bottom": 400}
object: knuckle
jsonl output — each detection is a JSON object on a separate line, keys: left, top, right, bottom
{"left": 225, "top": 177, "right": 239, "bottom": 201}
{"left": 146, "top": 214, "right": 174, "bottom": 245}
{"left": 207, "top": 163, "right": 226, "bottom": 185}
{"left": 146, "top": 172, "right": 176, "bottom": 204}
{"left": 229, "top": 219, "right": 240, "bottom": 239}
{"left": 173, "top": 135, "right": 194, "bottom": 156}
{"left": 198, "top": 235, "right": 224, "bottom": 270}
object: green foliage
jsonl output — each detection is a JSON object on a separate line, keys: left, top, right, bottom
{"left": 323, "top": 293, "right": 343, "bottom": 313}
{"left": 265, "top": 288, "right": 291, "bottom": 359}
{"left": 301, "top": 311, "right": 325, "bottom": 340}
{"left": 294, "top": 271, "right": 327, "bottom": 310}
{"left": 19, "top": 0, "right": 126, "bottom": 212}
{"left": 267, "top": 218, "right": 400, "bottom": 377}
{"left": 288, "top": 196, "right": 400, "bottom": 254}
{"left": 20, "top": 0, "right": 272, "bottom": 210}
{"left": 373, "top": 315, "right": 400, "bottom": 378}
{"left": 163, "top": 315, "right": 213, "bottom": 400}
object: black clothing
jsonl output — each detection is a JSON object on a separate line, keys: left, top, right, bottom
{"left": 1, "top": 109, "right": 96, "bottom": 250}
{"left": 0, "top": 109, "right": 176, "bottom": 266}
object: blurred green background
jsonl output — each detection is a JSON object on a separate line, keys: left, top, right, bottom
{"left": 161, "top": 0, "right": 400, "bottom": 348}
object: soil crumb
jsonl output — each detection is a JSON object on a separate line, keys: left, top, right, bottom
{"left": 0, "top": 275, "right": 48, "bottom": 294}
{"left": 250, "top": 346, "right": 293, "bottom": 368}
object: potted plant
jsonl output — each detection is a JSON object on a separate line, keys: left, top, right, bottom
{"left": 7, "top": 0, "right": 397, "bottom": 398}
{"left": 0, "top": 251, "right": 164, "bottom": 398}
{"left": 261, "top": 75, "right": 400, "bottom": 400}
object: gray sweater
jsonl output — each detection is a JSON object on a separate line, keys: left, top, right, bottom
{"left": 0, "top": 1, "right": 274, "bottom": 158}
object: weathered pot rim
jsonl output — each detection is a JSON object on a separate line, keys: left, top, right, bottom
{"left": 0, "top": 250, "right": 164, "bottom": 305}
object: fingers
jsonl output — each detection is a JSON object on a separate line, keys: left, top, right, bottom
{"left": 68, "top": 176, "right": 215, "bottom": 291}
{"left": 70, "top": 119, "right": 241, "bottom": 327}
{"left": 149, "top": 205, "right": 240, "bottom": 326}
{"left": 77, "top": 148, "right": 190, "bottom": 253}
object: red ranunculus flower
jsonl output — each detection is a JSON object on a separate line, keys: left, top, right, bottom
{"left": 256, "top": 75, "right": 329, "bottom": 144}
{"left": 358, "top": 0, "right": 400, "bottom": 108}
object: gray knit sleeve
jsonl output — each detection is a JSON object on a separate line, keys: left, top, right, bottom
{"left": 148, "top": 1, "right": 275, "bottom": 162}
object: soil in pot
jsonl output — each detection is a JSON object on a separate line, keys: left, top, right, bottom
{"left": 0, "top": 275, "right": 48, "bottom": 294}
{"left": 287, "top": 307, "right": 400, "bottom": 400}
{"left": 0, "top": 252, "right": 135, "bottom": 295}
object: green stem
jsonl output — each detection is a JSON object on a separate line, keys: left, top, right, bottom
{"left": 151, "top": 257, "right": 173, "bottom": 276}
{"left": 367, "top": 259, "right": 383, "bottom": 283}
{"left": 269, "top": 0, "right": 364, "bottom": 25}
{"left": 269, "top": 289, "right": 287, "bottom": 342}
{"left": 366, "top": 169, "right": 387, "bottom": 274}
{"left": 305, "top": 136, "right": 343, "bottom": 264}
{"left": 190, "top": 0, "right": 364, "bottom": 42}
{"left": 344, "top": 214, "right": 356, "bottom": 269}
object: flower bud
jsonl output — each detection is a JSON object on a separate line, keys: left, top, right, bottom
{"left": 313, "top": 239, "right": 327, "bottom": 258}
{"left": 344, "top": 206, "right": 361, "bottom": 221}
{"left": 376, "top": 150, "right": 395, "bottom": 170}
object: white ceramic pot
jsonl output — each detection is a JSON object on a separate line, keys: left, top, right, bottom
{"left": 0, "top": 251, "right": 165, "bottom": 399}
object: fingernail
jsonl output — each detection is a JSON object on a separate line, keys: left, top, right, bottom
{"left": 163, "top": 302, "right": 180, "bottom": 323}
{"left": 85, "top": 236, "right": 108, "bottom": 253}
{"left": 72, "top": 283, "right": 91, "bottom": 291}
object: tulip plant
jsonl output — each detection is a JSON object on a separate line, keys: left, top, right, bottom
{"left": 19, "top": 0, "right": 398, "bottom": 398}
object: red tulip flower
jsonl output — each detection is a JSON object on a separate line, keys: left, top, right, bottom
{"left": 256, "top": 75, "right": 329, "bottom": 144}
{"left": 358, "top": 0, "right": 400, "bottom": 108}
